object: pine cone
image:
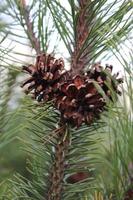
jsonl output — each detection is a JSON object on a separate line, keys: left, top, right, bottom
{"left": 124, "top": 187, "right": 133, "bottom": 200}
{"left": 55, "top": 64, "right": 122, "bottom": 127}
{"left": 87, "top": 63, "right": 123, "bottom": 98}
{"left": 66, "top": 172, "right": 90, "bottom": 184}
{"left": 21, "top": 56, "right": 122, "bottom": 127}
{"left": 56, "top": 75, "right": 105, "bottom": 127}
{"left": 21, "top": 53, "right": 68, "bottom": 102}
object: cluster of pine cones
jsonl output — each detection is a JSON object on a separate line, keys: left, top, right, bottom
{"left": 21, "top": 53, "right": 122, "bottom": 127}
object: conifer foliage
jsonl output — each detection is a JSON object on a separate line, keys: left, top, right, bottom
{"left": 0, "top": 0, "right": 132, "bottom": 200}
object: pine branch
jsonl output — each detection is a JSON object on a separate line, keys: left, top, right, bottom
{"left": 47, "top": 125, "right": 70, "bottom": 200}
{"left": 19, "top": 0, "right": 41, "bottom": 54}
{"left": 71, "top": 0, "right": 93, "bottom": 75}
{"left": 2, "top": 1, "right": 132, "bottom": 199}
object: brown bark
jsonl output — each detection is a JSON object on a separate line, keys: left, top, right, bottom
{"left": 71, "top": 0, "right": 92, "bottom": 76}
{"left": 47, "top": 126, "right": 70, "bottom": 200}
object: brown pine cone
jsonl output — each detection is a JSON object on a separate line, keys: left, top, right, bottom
{"left": 86, "top": 63, "right": 123, "bottom": 99}
{"left": 124, "top": 187, "right": 133, "bottom": 200}
{"left": 21, "top": 56, "right": 122, "bottom": 127}
{"left": 56, "top": 75, "right": 106, "bottom": 127}
{"left": 21, "top": 53, "right": 68, "bottom": 102}
{"left": 66, "top": 172, "right": 90, "bottom": 184}
{"left": 55, "top": 64, "right": 122, "bottom": 127}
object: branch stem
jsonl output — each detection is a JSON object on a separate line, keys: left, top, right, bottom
{"left": 71, "top": 0, "right": 92, "bottom": 75}
{"left": 47, "top": 125, "right": 70, "bottom": 200}
{"left": 19, "top": 0, "right": 41, "bottom": 54}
